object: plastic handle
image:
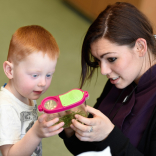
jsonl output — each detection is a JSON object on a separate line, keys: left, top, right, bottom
{"left": 84, "top": 91, "right": 89, "bottom": 98}
{"left": 38, "top": 105, "right": 43, "bottom": 112}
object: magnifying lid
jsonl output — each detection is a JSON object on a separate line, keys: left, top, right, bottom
{"left": 38, "top": 88, "right": 89, "bottom": 114}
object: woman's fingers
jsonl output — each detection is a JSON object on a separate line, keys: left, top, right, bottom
{"left": 86, "top": 105, "right": 103, "bottom": 117}
{"left": 71, "top": 119, "right": 88, "bottom": 131}
{"left": 69, "top": 106, "right": 115, "bottom": 142}
{"left": 74, "top": 106, "right": 103, "bottom": 126}
{"left": 75, "top": 132, "right": 90, "bottom": 141}
{"left": 74, "top": 114, "right": 94, "bottom": 126}
{"left": 70, "top": 122, "right": 95, "bottom": 142}
{"left": 71, "top": 119, "right": 93, "bottom": 134}
{"left": 86, "top": 105, "right": 97, "bottom": 115}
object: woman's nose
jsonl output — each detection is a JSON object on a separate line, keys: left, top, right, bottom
{"left": 100, "top": 63, "right": 111, "bottom": 75}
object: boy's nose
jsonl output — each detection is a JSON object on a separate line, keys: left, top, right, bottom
{"left": 100, "top": 63, "right": 111, "bottom": 75}
{"left": 38, "top": 77, "right": 46, "bottom": 87}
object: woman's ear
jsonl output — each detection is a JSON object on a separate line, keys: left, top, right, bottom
{"left": 135, "top": 38, "right": 147, "bottom": 57}
{"left": 3, "top": 61, "right": 14, "bottom": 79}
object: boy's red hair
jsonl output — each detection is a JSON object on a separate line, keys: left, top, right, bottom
{"left": 7, "top": 25, "right": 59, "bottom": 64}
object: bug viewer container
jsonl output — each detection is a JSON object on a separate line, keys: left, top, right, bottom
{"left": 38, "top": 88, "right": 89, "bottom": 128}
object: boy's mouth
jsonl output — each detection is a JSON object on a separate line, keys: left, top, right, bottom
{"left": 33, "top": 91, "right": 42, "bottom": 94}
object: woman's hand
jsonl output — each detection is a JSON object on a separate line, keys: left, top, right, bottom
{"left": 34, "top": 113, "right": 65, "bottom": 139}
{"left": 70, "top": 105, "right": 114, "bottom": 142}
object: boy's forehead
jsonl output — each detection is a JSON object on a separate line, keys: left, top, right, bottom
{"left": 22, "top": 51, "right": 58, "bottom": 62}
{"left": 18, "top": 51, "right": 57, "bottom": 66}
{"left": 12, "top": 53, "right": 55, "bottom": 72}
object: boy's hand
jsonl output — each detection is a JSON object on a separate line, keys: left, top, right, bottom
{"left": 34, "top": 113, "right": 64, "bottom": 139}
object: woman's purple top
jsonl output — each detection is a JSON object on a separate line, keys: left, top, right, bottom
{"left": 98, "top": 64, "right": 156, "bottom": 147}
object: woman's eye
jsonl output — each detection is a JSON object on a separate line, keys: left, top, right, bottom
{"left": 32, "top": 74, "right": 38, "bottom": 78}
{"left": 108, "top": 57, "right": 117, "bottom": 62}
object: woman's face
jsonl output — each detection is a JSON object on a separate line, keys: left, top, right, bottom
{"left": 90, "top": 38, "right": 144, "bottom": 89}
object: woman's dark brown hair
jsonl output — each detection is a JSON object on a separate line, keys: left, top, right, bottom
{"left": 80, "top": 2, "right": 156, "bottom": 88}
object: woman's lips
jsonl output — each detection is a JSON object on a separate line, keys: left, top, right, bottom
{"left": 110, "top": 77, "right": 120, "bottom": 84}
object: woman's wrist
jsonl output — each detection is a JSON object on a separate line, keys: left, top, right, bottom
{"left": 103, "top": 123, "right": 115, "bottom": 141}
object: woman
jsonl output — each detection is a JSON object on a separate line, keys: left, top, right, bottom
{"left": 59, "top": 2, "right": 156, "bottom": 156}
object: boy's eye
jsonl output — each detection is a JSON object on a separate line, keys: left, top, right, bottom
{"left": 32, "top": 74, "right": 38, "bottom": 78}
{"left": 108, "top": 57, "right": 117, "bottom": 62}
{"left": 46, "top": 74, "right": 52, "bottom": 78}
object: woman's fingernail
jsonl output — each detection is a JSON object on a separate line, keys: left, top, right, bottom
{"left": 55, "top": 118, "right": 59, "bottom": 122}
{"left": 60, "top": 123, "right": 64, "bottom": 127}
{"left": 75, "top": 115, "right": 78, "bottom": 118}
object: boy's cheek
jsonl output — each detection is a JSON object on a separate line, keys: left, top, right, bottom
{"left": 47, "top": 80, "right": 52, "bottom": 88}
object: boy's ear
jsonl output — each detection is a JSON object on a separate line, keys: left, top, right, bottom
{"left": 3, "top": 61, "right": 14, "bottom": 79}
{"left": 135, "top": 38, "right": 147, "bottom": 57}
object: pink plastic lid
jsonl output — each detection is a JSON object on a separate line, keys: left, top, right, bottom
{"left": 38, "top": 88, "right": 89, "bottom": 114}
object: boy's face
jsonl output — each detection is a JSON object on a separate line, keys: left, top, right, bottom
{"left": 11, "top": 51, "right": 57, "bottom": 102}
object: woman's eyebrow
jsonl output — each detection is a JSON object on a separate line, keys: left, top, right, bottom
{"left": 100, "top": 52, "right": 116, "bottom": 58}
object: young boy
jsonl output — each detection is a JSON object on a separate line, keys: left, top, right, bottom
{"left": 0, "top": 25, "right": 64, "bottom": 156}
